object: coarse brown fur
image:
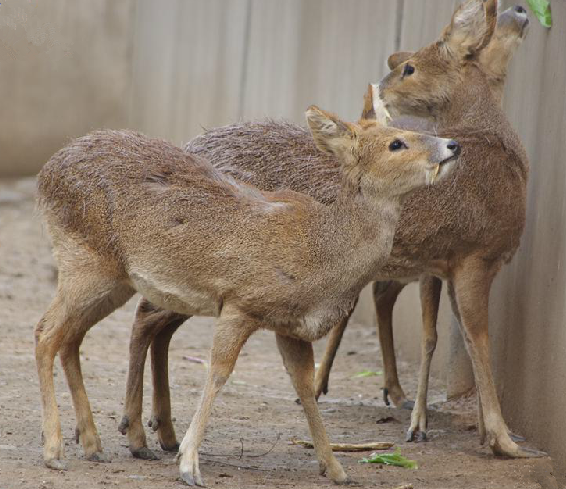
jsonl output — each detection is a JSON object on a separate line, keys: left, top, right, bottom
{"left": 123, "top": 0, "right": 542, "bottom": 461}
{"left": 35, "top": 110, "right": 457, "bottom": 486}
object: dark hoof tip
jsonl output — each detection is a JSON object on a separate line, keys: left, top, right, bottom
{"left": 406, "top": 430, "right": 416, "bottom": 443}
{"left": 520, "top": 447, "right": 548, "bottom": 458}
{"left": 401, "top": 400, "right": 415, "bottom": 410}
{"left": 87, "top": 452, "right": 111, "bottom": 463}
{"left": 148, "top": 416, "right": 159, "bottom": 432}
{"left": 382, "top": 388, "right": 390, "bottom": 407}
{"left": 180, "top": 471, "right": 204, "bottom": 487}
{"left": 45, "top": 459, "right": 68, "bottom": 471}
{"left": 416, "top": 431, "right": 427, "bottom": 442}
{"left": 132, "top": 447, "right": 160, "bottom": 460}
{"left": 509, "top": 432, "right": 526, "bottom": 443}
{"left": 160, "top": 442, "right": 180, "bottom": 453}
{"left": 118, "top": 416, "right": 129, "bottom": 435}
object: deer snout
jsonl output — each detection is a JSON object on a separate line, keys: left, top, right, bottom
{"left": 446, "top": 140, "right": 461, "bottom": 160}
{"left": 436, "top": 139, "right": 460, "bottom": 165}
{"left": 500, "top": 6, "right": 530, "bottom": 38}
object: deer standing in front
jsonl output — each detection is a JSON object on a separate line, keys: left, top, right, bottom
{"left": 120, "top": 0, "right": 543, "bottom": 461}
{"left": 35, "top": 107, "right": 458, "bottom": 485}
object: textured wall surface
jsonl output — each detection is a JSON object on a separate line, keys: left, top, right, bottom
{"left": 1, "top": 0, "right": 564, "bottom": 480}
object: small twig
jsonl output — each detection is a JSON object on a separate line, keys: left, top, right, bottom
{"left": 291, "top": 439, "right": 393, "bottom": 452}
{"left": 239, "top": 438, "right": 244, "bottom": 459}
{"left": 183, "top": 355, "right": 206, "bottom": 365}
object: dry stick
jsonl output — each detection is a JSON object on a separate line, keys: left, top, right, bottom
{"left": 291, "top": 439, "right": 393, "bottom": 452}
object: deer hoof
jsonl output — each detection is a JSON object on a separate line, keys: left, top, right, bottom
{"left": 132, "top": 447, "right": 159, "bottom": 460}
{"left": 45, "top": 458, "right": 68, "bottom": 471}
{"left": 148, "top": 416, "right": 159, "bottom": 432}
{"left": 118, "top": 416, "right": 129, "bottom": 435}
{"left": 160, "top": 441, "right": 180, "bottom": 452}
{"left": 87, "top": 451, "right": 111, "bottom": 463}
{"left": 406, "top": 429, "right": 427, "bottom": 442}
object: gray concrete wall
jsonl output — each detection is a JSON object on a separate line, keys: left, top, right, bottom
{"left": 1, "top": 0, "right": 565, "bottom": 479}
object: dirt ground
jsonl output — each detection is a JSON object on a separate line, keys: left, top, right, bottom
{"left": 0, "top": 178, "right": 561, "bottom": 489}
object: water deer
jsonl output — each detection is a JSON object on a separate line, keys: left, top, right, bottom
{"left": 35, "top": 108, "right": 459, "bottom": 485}
{"left": 316, "top": 2, "right": 532, "bottom": 436}
{"left": 122, "top": 0, "right": 540, "bottom": 460}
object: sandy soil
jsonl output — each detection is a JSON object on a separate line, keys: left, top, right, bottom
{"left": 0, "top": 178, "right": 561, "bottom": 489}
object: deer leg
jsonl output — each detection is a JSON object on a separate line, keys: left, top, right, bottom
{"left": 150, "top": 316, "right": 186, "bottom": 452}
{"left": 373, "top": 281, "right": 411, "bottom": 408}
{"left": 451, "top": 258, "right": 546, "bottom": 458}
{"left": 277, "top": 334, "right": 348, "bottom": 483}
{"left": 314, "top": 298, "right": 357, "bottom": 400}
{"left": 36, "top": 267, "right": 133, "bottom": 469}
{"left": 119, "top": 298, "right": 188, "bottom": 460}
{"left": 407, "top": 275, "right": 442, "bottom": 442}
{"left": 178, "top": 307, "right": 256, "bottom": 486}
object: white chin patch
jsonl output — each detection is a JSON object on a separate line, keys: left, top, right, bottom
{"left": 371, "top": 84, "right": 391, "bottom": 124}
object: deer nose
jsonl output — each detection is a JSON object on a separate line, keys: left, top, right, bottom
{"left": 447, "top": 140, "right": 461, "bottom": 157}
{"left": 515, "top": 5, "right": 526, "bottom": 14}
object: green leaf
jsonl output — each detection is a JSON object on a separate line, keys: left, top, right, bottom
{"left": 353, "top": 369, "right": 382, "bottom": 378}
{"left": 526, "top": 0, "right": 552, "bottom": 28}
{"left": 359, "top": 449, "right": 418, "bottom": 469}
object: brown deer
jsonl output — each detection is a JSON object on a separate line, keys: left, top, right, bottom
{"left": 120, "top": 0, "right": 539, "bottom": 460}
{"left": 315, "top": 2, "right": 532, "bottom": 432}
{"left": 35, "top": 108, "right": 459, "bottom": 485}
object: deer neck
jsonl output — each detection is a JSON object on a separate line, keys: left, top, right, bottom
{"left": 318, "top": 181, "right": 402, "bottom": 284}
{"left": 436, "top": 65, "right": 501, "bottom": 131}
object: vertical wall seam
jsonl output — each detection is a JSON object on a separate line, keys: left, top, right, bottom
{"left": 126, "top": 0, "right": 139, "bottom": 129}
{"left": 394, "top": 0, "right": 404, "bottom": 51}
{"left": 237, "top": 0, "right": 252, "bottom": 120}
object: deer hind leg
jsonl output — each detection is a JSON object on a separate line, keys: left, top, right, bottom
{"left": 314, "top": 297, "right": 357, "bottom": 400}
{"left": 277, "top": 334, "right": 348, "bottom": 483}
{"left": 150, "top": 316, "right": 186, "bottom": 452}
{"left": 407, "top": 275, "right": 442, "bottom": 442}
{"left": 452, "top": 258, "right": 545, "bottom": 458}
{"left": 373, "top": 281, "right": 411, "bottom": 408}
{"left": 119, "top": 298, "right": 188, "bottom": 460}
{"left": 36, "top": 261, "right": 133, "bottom": 469}
{"left": 178, "top": 307, "right": 256, "bottom": 487}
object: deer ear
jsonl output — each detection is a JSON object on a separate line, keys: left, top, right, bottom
{"left": 387, "top": 51, "right": 414, "bottom": 70}
{"left": 306, "top": 106, "right": 358, "bottom": 161}
{"left": 361, "top": 84, "right": 377, "bottom": 121}
{"left": 441, "top": 0, "right": 496, "bottom": 59}
{"left": 359, "top": 84, "right": 390, "bottom": 124}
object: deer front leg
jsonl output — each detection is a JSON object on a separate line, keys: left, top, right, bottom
{"left": 452, "top": 258, "right": 545, "bottom": 458}
{"left": 178, "top": 308, "right": 256, "bottom": 486}
{"left": 373, "top": 281, "right": 411, "bottom": 408}
{"left": 150, "top": 317, "right": 186, "bottom": 452}
{"left": 314, "top": 298, "right": 357, "bottom": 399}
{"left": 276, "top": 334, "right": 348, "bottom": 484}
{"left": 407, "top": 275, "right": 442, "bottom": 442}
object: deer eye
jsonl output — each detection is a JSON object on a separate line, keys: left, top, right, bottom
{"left": 389, "top": 139, "right": 407, "bottom": 151}
{"left": 403, "top": 63, "right": 415, "bottom": 77}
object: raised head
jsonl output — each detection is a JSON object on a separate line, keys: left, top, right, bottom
{"left": 479, "top": 5, "right": 529, "bottom": 101}
{"left": 305, "top": 106, "right": 460, "bottom": 198}
{"left": 379, "top": 0, "right": 498, "bottom": 119}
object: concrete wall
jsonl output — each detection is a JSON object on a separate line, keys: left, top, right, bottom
{"left": 1, "top": 0, "right": 564, "bottom": 479}
{"left": 0, "top": 0, "right": 136, "bottom": 177}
